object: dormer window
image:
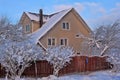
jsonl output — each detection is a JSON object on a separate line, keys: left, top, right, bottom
{"left": 25, "top": 25, "right": 30, "bottom": 32}
{"left": 62, "top": 22, "right": 70, "bottom": 30}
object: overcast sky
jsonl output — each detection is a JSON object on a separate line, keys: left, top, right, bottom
{"left": 0, "top": 0, "right": 120, "bottom": 30}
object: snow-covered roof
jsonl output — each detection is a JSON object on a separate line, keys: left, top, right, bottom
{"left": 25, "top": 12, "right": 39, "bottom": 21}
{"left": 25, "top": 12, "right": 50, "bottom": 22}
{"left": 30, "top": 8, "right": 73, "bottom": 44}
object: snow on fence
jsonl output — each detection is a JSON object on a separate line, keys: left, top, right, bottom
{"left": 0, "top": 56, "right": 111, "bottom": 77}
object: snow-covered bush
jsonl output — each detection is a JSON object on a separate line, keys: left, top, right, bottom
{"left": 0, "top": 17, "right": 44, "bottom": 80}
{"left": 0, "top": 41, "right": 44, "bottom": 80}
{"left": 107, "top": 49, "right": 120, "bottom": 72}
{"left": 46, "top": 46, "right": 74, "bottom": 76}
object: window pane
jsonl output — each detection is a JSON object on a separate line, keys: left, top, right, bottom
{"left": 26, "top": 25, "right": 30, "bottom": 32}
{"left": 48, "top": 39, "right": 51, "bottom": 45}
{"left": 62, "top": 23, "right": 66, "bottom": 29}
{"left": 65, "top": 39, "right": 67, "bottom": 45}
{"left": 66, "top": 23, "right": 69, "bottom": 29}
{"left": 61, "top": 39, "right": 63, "bottom": 45}
{"left": 60, "top": 39, "right": 68, "bottom": 46}
{"left": 52, "top": 38, "right": 55, "bottom": 45}
{"left": 62, "top": 22, "right": 69, "bottom": 30}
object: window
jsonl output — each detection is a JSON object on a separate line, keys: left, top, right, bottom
{"left": 75, "top": 32, "right": 83, "bottom": 38}
{"left": 25, "top": 25, "right": 30, "bottom": 32}
{"left": 48, "top": 38, "right": 56, "bottom": 46}
{"left": 48, "top": 39, "right": 51, "bottom": 45}
{"left": 62, "top": 22, "right": 70, "bottom": 30}
{"left": 76, "top": 34, "right": 80, "bottom": 38}
{"left": 60, "top": 38, "right": 68, "bottom": 46}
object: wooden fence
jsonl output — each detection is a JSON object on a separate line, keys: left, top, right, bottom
{"left": 0, "top": 56, "right": 111, "bottom": 77}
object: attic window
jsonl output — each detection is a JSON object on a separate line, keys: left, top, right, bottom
{"left": 25, "top": 25, "right": 30, "bottom": 32}
{"left": 62, "top": 22, "right": 70, "bottom": 30}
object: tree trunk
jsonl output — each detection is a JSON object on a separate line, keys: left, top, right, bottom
{"left": 53, "top": 69, "right": 59, "bottom": 77}
{"left": 5, "top": 73, "right": 8, "bottom": 80}
{"left": 101, "top": 45, "right": 109, "bottom": 56}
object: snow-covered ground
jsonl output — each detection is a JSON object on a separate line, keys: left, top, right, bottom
{"left": 58, "top": 71, "right": 120, "bottom": 80}
{"left": 1, "top": 71, "right": 120, "bottom": 80}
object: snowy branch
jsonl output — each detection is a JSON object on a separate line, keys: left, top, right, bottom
{"left": 45, "top": 46, "right": 75, "bottom": 76}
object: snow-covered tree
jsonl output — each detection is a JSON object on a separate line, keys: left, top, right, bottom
{"left": 0, "top": 16, "right": 11, "bottom": 45}
{"left": 0, "top": 17, "right": 44, "bottom": 80}
{"left": 0, "top": 41, "right": 44, "bottom": 80}
{"left": 46, "top": 46, "right": 74, "bottom": 76}
{"left": 81, "top": 21, "right": 120, "bottom": 56}
{"left": 81, "top": 20, "right": 120, "bottom": 72}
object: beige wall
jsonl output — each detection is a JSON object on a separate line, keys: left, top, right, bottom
{"left": 32, "top": 21, "right": 46, "bottom": 32}
{"left": 20, "top": 13, "right": 41, "bottom": 34}
{"left": 32, "top": 21, "right": 40, "bottom": 32}
{"left": 40, "top": 10, "right": 90, "bottom": 53}
{"left": 20, "top": 13, "right": 32, "bottom": 34}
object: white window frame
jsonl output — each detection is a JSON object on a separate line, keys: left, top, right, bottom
{"left": 47, "top": 37, "right": 56, "bottom": 46}
{"left": 62, "top": 22, "right": 70, "bottom": 30}
{"left": 60, "top": 38, "right": 68, "bottom": 46}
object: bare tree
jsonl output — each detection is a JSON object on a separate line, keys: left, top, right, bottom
{"left": 46, "top": 46, "right": 74, "bottom": 76}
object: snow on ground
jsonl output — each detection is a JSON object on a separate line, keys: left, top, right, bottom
{"left": 1, "top": 71, "right": 120, "bottom": 80}
{"left": 58, "top": 71, "right": 120, "bottom": 80}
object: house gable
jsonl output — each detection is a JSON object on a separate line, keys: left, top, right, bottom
{"left": 30, "top": 8, "right": 72, "bottom": 44}
{"left": 72, "top": 9, "right": 92, "bottom": 33}
{"left": 19, "top": 12, "right": 31, "bottom": 25}
{"left": 20, "top": 12, "right": 42, "bottom": 33}
{"left": 39, "top": 8, "right": 91, "bottom": 53}
{"left": 19, "top": 12, "right": 32, "bottom": 34}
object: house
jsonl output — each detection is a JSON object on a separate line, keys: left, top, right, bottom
{"left": 19, "top": 8, "right": 92, "bottom": 54}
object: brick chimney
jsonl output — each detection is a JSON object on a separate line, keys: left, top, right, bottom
{"left": 39, "top": 9, "right": 43, "bottom": 28}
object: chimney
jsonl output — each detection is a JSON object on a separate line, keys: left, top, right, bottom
{"left": 39, "top": 9, "right": 43, "bottom": 28}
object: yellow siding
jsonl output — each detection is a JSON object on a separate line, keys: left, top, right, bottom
{"left": 32, "top": 21, "right": 40, "bottom": 32}
{"left": 20, "top": 13, "right": 32, "bottom": 34}
{"left": 20, "top": 13, "right": 41, "bottom": 33}
{"left": 40, "top": 10, "right": 90, "bottom": 53}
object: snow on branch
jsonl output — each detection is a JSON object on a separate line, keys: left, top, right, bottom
{"left": 45, "top": 46, "right": 75, "bottom": 76}
{"left": 81, "top": 20, "right": 120, "bottom": 56}
{"left": 0, "top": 17, "right": 44, "bottom": 80}
{"left": 80, "top": 20, "right": 120, "bottom": 72}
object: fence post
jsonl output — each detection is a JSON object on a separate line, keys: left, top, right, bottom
{"left": 34, "top": 61, "right": 38, "bottom": 79}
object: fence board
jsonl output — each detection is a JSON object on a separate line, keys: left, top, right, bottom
{"left": 0, "top": 56, "right": 111, "bottom": 77}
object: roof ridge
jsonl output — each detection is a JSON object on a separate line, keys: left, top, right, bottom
{"left": 26, "top": 12, "right": 47, "bottom": 16}
{"left": 50, "top": 8, "right": 73, "bottom": 15}
{"left": 25, "top": 8, "right": 73, "bottom": 18}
